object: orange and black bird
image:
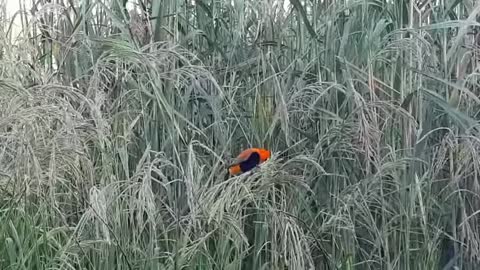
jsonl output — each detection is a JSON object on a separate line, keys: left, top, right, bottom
{"left": 228, "top": 148, "right": 271, "bottom": 176}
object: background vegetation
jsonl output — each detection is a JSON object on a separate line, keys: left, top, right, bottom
{"left": 1, "top": 0, "right": 480, "bottom": 269}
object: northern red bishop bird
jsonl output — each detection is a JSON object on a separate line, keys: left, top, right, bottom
{"left": 228, "top": 148, "right": 271, "bottom": 175}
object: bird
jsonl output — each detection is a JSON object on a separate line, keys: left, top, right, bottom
{"left": 228, "top": 148, "right": 271, "bottom": 175}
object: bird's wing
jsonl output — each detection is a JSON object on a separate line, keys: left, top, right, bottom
{"left": 231, "top": 148, "right": 256, "bottom": 165}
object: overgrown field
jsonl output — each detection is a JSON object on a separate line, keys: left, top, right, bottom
{"left": 1, "top": 0, "right": 480, "bottom": 269}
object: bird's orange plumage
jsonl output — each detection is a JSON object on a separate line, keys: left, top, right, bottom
{"left": 228, "top": 164, "right": 243, "bottom": 175}
{"left": 228, "top": 148, "right": 271, "bottom": 175}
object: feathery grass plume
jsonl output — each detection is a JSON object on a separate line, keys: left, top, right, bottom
{"left": 1, "top": 0, "right": 480, "bottom": 269}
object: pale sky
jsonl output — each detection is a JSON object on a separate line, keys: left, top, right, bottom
{"left": 4, "top": 0, "right": 27, "bottom": 39}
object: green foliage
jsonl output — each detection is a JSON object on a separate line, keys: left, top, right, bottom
{"left": 1, "top": 0, "right": 480, "bottom": 269}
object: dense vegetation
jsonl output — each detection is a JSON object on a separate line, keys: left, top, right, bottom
{"left": 1, "top": 0, "right": 480, "bottom": 269}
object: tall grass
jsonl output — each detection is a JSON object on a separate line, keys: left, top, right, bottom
{"left": 1, "top": 0, "right": 480, "bottom": 269}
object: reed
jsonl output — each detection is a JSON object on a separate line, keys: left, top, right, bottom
{"left": 0, "top": 0, "right": 479, "bottom": 269}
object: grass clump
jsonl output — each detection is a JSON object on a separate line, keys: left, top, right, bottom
{"left": 1, "top": 0, "right": 480, "bottom": 269}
